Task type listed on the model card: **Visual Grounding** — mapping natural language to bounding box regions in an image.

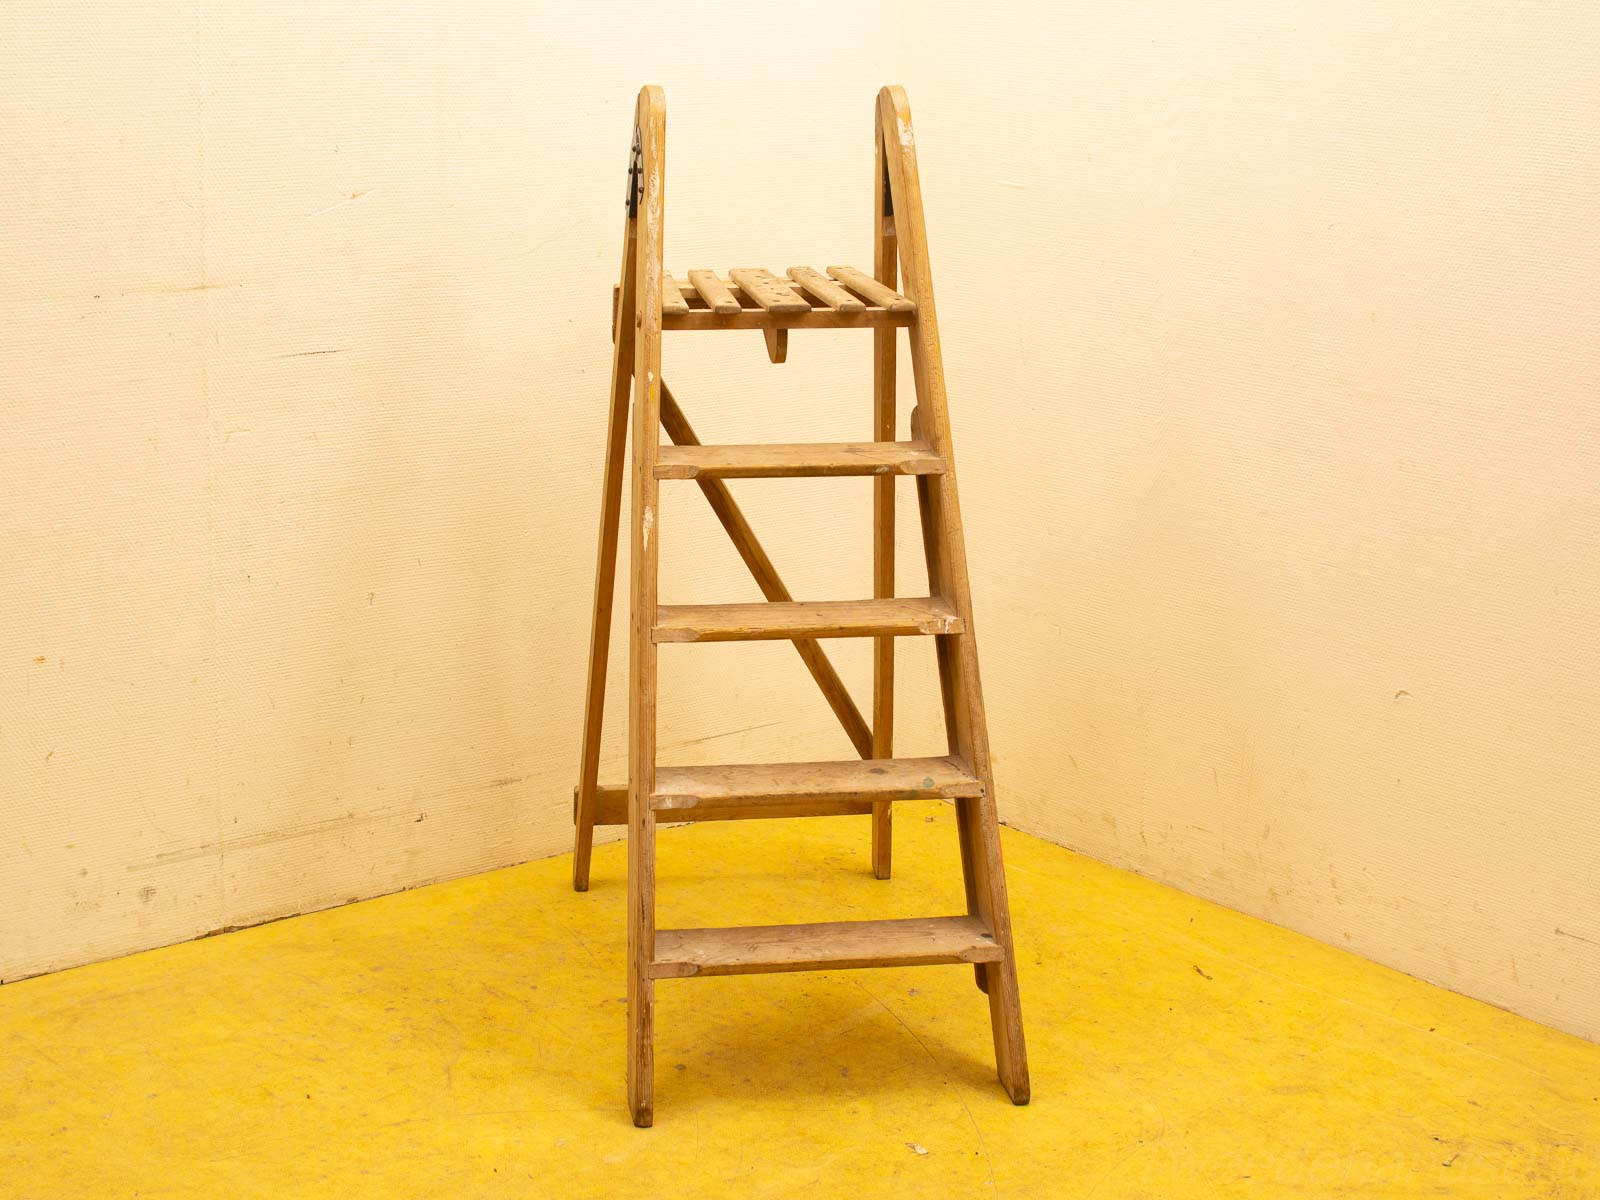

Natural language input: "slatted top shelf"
[659,265,916,329]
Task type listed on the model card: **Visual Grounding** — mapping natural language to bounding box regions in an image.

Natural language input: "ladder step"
[652,916,1003,978]
[585,790,864,825]
[654,755,981,813]
[587,785,873,826]
[653,597,963,643]
[582,755,980,825]
[655,440,946,480]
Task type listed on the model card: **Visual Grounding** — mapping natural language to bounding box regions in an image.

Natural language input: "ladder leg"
[870,123,898,880]
[916,421,1023,1094]
[964,797,1025,1096]
[572,212,638,892]
[626,85,667,1128]
[882,86,1029,1104]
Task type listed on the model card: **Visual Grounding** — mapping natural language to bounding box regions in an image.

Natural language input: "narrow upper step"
[652,597,963,643]
[655,441,946,480]
[652,755,982,815]
[652,915,1003,978]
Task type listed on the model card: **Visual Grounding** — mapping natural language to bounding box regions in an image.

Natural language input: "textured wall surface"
[0,2,913,981]
[3,3,1596,1041]
[895,4,1600,1041]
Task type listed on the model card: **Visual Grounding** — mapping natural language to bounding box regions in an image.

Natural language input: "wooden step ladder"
[571,85,1029,1126]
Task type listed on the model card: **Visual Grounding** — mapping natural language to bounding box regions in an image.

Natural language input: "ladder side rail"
[870,119,898,879]
[876,85,1030,1104]
[910,407,982,962]
[627,84,667,1129]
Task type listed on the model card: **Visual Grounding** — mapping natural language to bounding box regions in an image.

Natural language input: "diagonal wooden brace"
[658,381,871,757]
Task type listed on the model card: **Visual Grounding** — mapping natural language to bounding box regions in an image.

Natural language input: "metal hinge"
[625,127,643,218]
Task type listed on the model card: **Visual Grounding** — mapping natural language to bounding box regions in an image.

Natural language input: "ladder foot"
[871,801,892,879]
[573,785,597,891]
[572,836,593,891]
[628,1013,654,1126]
[979,957,1031,1105]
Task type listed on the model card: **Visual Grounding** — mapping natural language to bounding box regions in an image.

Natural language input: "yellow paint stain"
[0,804,1594,1197]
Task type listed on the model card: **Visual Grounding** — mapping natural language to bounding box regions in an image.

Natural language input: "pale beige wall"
[895,4,1600,1041]
[0,1,909,980]
[3,4,1596,1042]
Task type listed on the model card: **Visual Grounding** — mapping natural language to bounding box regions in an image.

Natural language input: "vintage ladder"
[572,85,1029,1126]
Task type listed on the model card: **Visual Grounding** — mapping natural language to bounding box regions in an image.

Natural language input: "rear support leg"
[572,225,637,892]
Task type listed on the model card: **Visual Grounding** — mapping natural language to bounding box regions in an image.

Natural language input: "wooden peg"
[762,327,788,363]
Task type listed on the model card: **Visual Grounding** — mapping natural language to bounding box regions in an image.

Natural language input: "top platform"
[660,265,916,329]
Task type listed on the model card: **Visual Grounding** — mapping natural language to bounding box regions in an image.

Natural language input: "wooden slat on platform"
[662,276,690,315]
[728,268,810,314]
[787,266,865,312]
[827,264,915,312]
[686,269,741,314]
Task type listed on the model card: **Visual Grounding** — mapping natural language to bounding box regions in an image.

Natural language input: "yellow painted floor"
[2,804,1596,1198]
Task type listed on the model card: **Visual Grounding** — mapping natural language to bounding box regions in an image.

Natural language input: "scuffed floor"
[1,802,1595,1197]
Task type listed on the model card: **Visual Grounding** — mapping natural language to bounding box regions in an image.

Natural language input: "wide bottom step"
[651,915,1002,978]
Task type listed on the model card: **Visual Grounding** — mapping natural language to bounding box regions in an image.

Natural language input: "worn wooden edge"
[684,268,742,314]
[827,264,916,312]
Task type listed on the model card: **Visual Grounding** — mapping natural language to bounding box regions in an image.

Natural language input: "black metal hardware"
[625,127,643,217]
